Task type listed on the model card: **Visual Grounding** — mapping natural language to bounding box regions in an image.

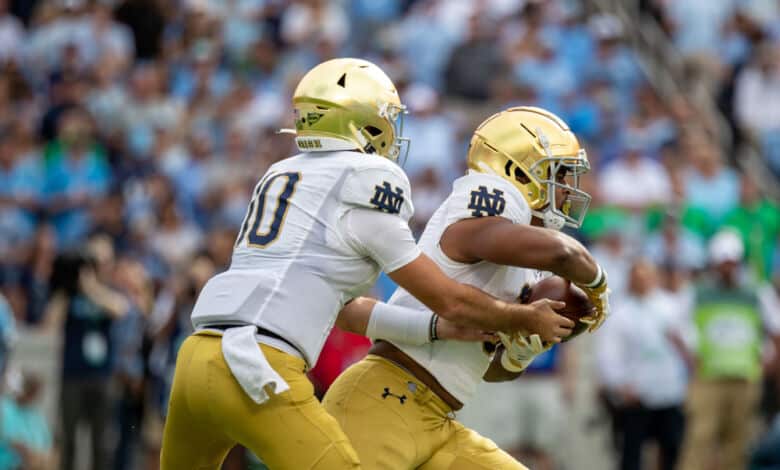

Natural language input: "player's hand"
[497,332,551,372]
[575,270,610,333]
[523,298,574,344]
[436,317,498,342]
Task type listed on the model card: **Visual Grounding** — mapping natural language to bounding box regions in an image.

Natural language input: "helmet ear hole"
[514,167,530,184]
[364,125,383,137]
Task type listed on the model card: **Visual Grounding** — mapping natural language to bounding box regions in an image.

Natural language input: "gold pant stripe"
[323,355,528,470]
[160,332,361,470]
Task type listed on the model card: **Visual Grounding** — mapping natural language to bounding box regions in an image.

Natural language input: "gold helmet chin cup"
[467,106,592,229]
[291,58,410,164]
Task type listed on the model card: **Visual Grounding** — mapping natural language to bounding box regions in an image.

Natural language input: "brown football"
[525,276,594,342]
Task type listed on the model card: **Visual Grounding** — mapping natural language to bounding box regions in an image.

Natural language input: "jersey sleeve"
[341,208,421,273]
[443,172,532,227]
[340,161,414,223]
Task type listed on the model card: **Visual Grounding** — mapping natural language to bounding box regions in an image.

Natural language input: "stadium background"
[0,0,779,469]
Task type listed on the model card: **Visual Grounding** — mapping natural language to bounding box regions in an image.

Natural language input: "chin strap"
[532,209,565,231]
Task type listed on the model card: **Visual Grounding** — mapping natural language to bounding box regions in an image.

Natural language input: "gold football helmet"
[290,58,409,163]
[467,107,591,229]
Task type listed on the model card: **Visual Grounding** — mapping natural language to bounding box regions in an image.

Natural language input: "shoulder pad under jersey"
[340,158,414,222]
[444,172,531,227]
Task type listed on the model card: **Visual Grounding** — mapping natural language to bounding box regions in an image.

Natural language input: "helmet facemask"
[529,150,591,230]
[375,101,410,165]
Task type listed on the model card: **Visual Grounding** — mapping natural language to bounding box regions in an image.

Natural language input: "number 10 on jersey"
[237,172,301,248]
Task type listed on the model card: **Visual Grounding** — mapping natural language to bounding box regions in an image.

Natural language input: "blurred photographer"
[112,257,152,470]
[44,233,129,470]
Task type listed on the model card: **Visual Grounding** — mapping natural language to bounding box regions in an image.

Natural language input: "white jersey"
[192,151,417,367]
[387,171,540,404]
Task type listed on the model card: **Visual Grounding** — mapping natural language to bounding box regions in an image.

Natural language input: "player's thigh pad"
[160,334,235,470]
[162,333,361,470]
[323,355,439,470]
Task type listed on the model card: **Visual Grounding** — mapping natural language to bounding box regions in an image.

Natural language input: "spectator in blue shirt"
[396,0,459,90]
[585,14,643,107]
[43,108,110,250]
[0,130,43,283]
[683,133,741,226]
[0,373,53,470]
[513,39,576,106]
[169,40,233,103]
[401,83,458,181]
[0,293,15,378]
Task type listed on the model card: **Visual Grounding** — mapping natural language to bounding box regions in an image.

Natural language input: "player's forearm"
[547,235,600,286]
[446,283,534,332]
[388,254,545,333]
[504,229,599,285]
[455,220,599,285]
[336,297,434,346]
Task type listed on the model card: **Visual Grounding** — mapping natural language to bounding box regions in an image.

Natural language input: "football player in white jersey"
[322,107,610,469]
[159,60,576,470]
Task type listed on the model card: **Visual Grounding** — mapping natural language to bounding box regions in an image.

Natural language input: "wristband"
[429,314,439,342]
[584,265,605,288]
[366,302,433,346]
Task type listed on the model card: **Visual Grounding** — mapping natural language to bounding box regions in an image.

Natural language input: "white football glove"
[497,332,551,372]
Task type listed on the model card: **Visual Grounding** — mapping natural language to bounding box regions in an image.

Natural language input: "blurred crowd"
[642,0,780,177]
[0,0,777,469]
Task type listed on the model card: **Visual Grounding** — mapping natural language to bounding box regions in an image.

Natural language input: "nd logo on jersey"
[468,186,506,217]
[370,181,404,214]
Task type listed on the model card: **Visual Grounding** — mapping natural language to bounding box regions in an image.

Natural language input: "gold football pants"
[323,354,528,470]
[160,331,361,470]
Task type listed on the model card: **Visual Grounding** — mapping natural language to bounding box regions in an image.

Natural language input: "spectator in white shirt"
[590,227,632,300]
[280,0,349,48]
[734,42,780,137]
[595,257,689,470]
[599,140,673,210]
[0,0,24,64]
